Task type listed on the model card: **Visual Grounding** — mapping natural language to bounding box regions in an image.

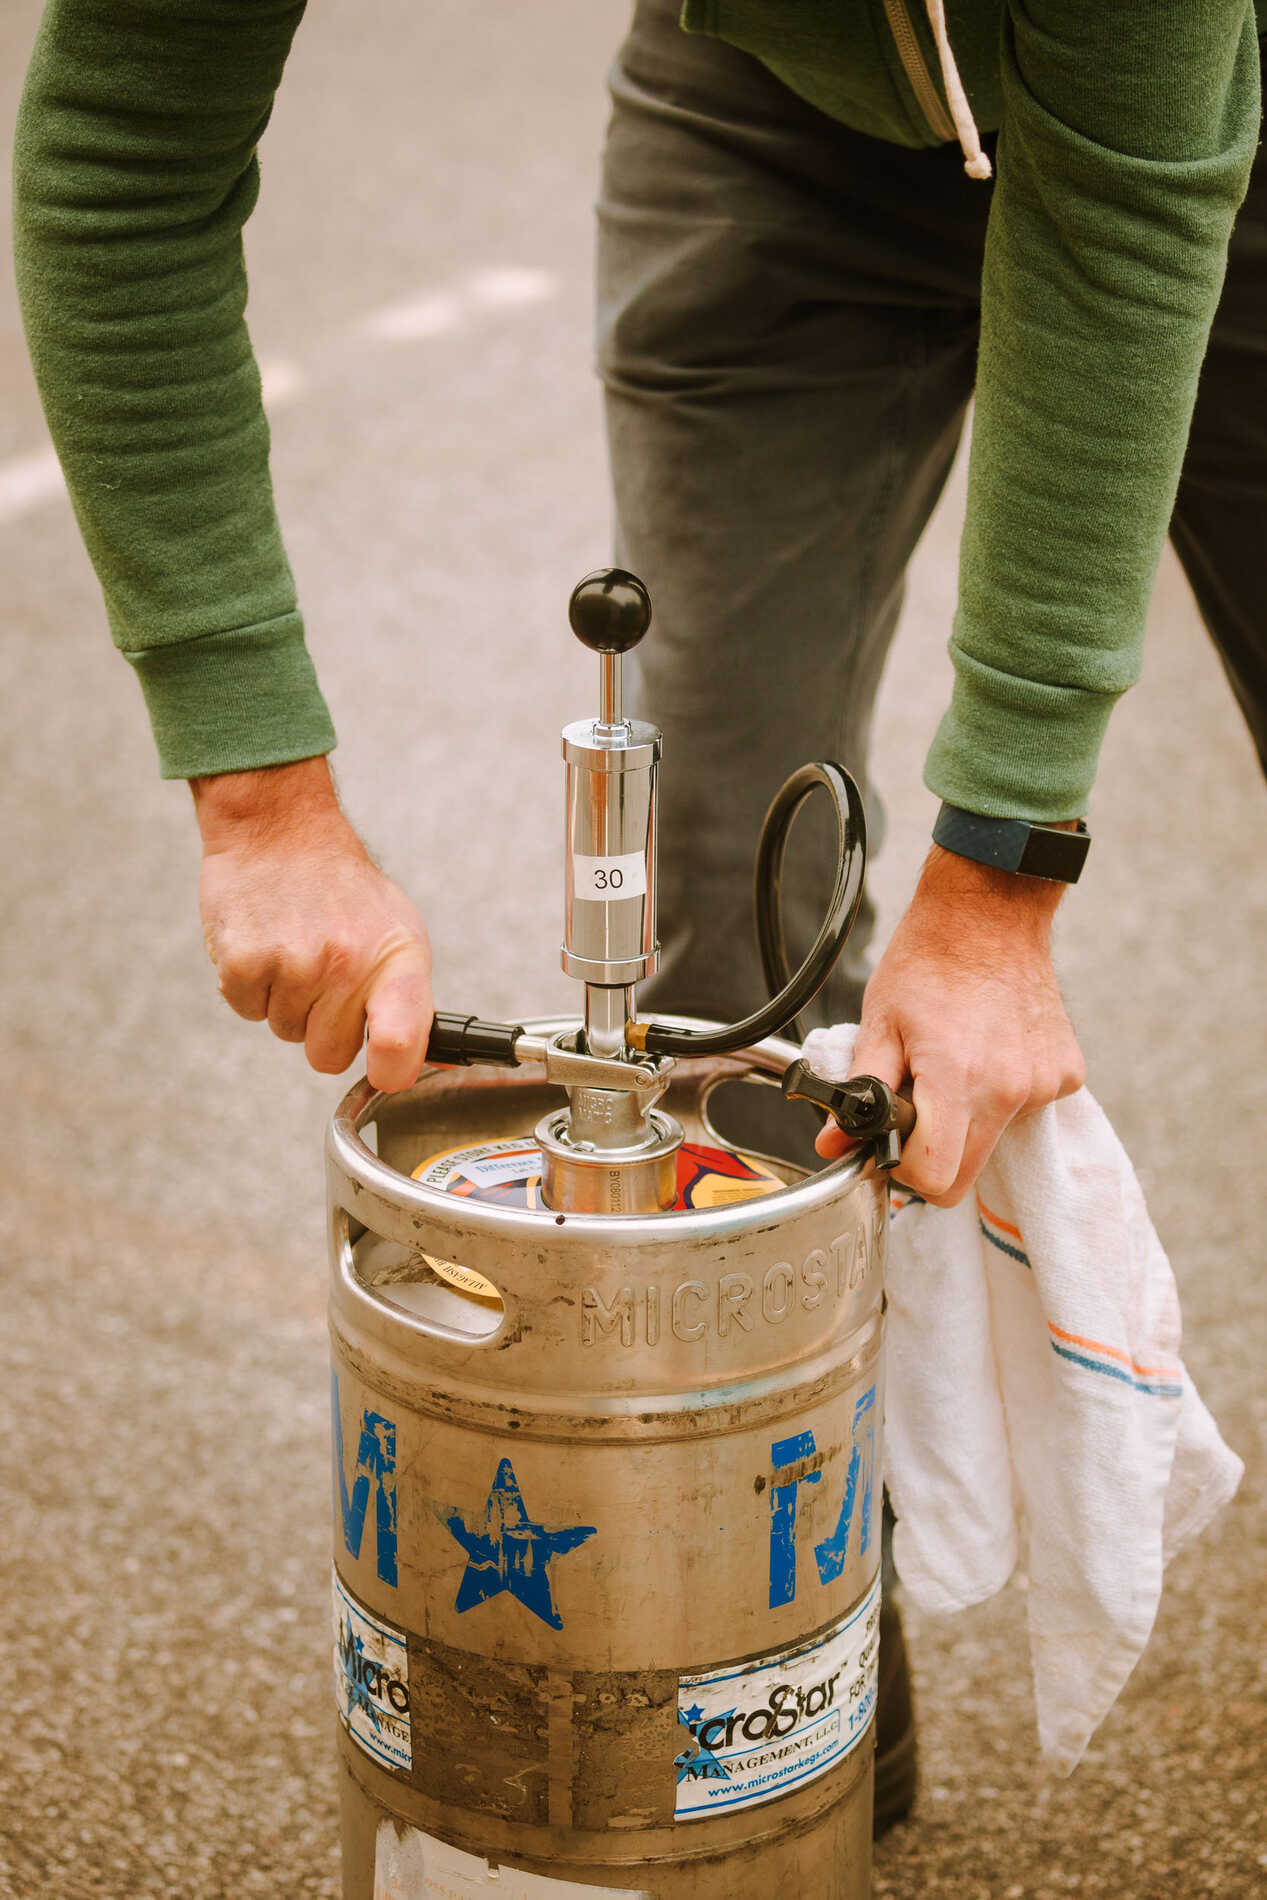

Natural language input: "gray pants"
[597,0,1267,1030]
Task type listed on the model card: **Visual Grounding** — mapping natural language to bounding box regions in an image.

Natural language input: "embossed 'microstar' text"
[579,1228,881,1348]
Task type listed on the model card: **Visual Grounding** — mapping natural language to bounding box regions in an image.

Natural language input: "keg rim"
[328,1015,874,1252]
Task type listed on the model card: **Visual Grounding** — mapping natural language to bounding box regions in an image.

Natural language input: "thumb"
[365,951,434,1093]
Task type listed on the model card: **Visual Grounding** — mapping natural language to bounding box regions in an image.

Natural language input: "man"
[594,0,1264,1186]
[15,0,1263,1205]
[13,0,1265,1837]
[15,0,1263,1213]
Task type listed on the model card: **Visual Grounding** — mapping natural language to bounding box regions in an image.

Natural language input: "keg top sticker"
[414,1137,547,1203]
[673,1572,880,1821]
[333,1569,412,1774]
[415,1136,781,1214]
[674,1142,784,1209]
[413,1137,782,1303]
[412,1140,543,1301]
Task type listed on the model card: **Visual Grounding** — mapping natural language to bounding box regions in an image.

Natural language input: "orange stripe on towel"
[1047,1320,1179,1382]
[976,1196,1024,1243]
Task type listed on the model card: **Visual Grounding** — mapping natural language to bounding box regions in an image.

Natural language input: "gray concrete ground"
[1,3,1264,1895]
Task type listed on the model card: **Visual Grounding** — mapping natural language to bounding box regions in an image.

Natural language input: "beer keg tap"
[420,568,911,1211]
[422,571,682,1212]
[530,570,684,1212]
[559,569,659,1064]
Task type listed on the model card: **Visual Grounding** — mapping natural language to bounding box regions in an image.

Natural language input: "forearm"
[926,0,1261,819]
[14,0,334,778]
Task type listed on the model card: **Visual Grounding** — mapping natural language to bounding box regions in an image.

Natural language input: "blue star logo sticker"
[446,1458,597,1630]
[336,1621,384,1733]
[675,1707,732,1785]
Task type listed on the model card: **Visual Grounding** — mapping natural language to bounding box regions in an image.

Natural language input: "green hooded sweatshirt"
[12,0,1263,819]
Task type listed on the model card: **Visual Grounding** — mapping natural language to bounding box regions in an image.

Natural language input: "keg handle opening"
[332,1201,511,1347]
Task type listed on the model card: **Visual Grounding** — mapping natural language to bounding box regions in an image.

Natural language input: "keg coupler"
[422,568,913,1212]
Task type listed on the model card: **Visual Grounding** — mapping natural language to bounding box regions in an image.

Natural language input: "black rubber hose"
[635,760,867,1059]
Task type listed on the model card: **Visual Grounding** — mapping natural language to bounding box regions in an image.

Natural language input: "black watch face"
[1016,825,1089,882]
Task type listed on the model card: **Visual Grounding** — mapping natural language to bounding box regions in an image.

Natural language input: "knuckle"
[1030,1050,1086,1108]
[1062,1050,1088,1095]
[371,1025,414,1058]
[989,1064,1031,1118]
[932,1053,973,1098]
[216,938,273,988]
[322,938,361,986]
[284,951,323,996]
[1025,1068,1061,1110]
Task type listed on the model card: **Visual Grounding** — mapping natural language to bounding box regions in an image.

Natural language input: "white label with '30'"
[573,853,646,900]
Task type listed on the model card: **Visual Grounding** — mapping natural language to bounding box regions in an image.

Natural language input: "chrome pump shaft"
[560,570,660,1060]
[535,569,683,1213]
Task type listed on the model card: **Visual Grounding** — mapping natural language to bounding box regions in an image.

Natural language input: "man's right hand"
[190,757,434,1091]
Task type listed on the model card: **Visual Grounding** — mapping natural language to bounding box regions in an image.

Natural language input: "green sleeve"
[13,0,336,779]
[925,0,1261,820]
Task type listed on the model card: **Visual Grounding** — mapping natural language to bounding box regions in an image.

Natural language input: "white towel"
[802,1024,1243,1772]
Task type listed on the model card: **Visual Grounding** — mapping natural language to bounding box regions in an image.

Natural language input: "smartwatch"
[932,803,1090,883]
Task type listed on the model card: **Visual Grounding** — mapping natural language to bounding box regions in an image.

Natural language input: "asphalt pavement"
[0,2,1263,1896]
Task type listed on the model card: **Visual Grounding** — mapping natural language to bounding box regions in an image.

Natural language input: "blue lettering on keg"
[811,1387,876,1587]
[768,1430,821,1608]
[767,1387,876,1607]
[331,1371,398,1587]
[446,1458,597,1631]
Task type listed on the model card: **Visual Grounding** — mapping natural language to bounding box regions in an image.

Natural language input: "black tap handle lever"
[425,1012,525,1068]
[781,1059,916,1171]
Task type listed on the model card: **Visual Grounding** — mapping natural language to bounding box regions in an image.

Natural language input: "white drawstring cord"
[925,0,993,180]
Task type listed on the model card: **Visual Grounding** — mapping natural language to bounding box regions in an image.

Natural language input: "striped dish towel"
[802,1025,1243,1773]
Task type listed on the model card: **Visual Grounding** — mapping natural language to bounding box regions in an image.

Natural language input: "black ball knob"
[568,568,652,654]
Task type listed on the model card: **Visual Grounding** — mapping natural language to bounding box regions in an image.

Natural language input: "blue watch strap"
[932,804,1090,883]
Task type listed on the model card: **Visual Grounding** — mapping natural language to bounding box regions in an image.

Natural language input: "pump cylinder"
[561,720,660,989]
[327,1023,885,1900]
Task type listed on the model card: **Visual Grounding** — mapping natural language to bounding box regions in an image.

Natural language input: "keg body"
[328,1025,886,1900]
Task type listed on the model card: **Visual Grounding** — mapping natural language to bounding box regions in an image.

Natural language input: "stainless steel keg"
[325,571,902,1898]
[328,1025,886,1900]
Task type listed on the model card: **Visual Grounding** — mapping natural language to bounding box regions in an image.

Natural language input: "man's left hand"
[815,844,1086,1206]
